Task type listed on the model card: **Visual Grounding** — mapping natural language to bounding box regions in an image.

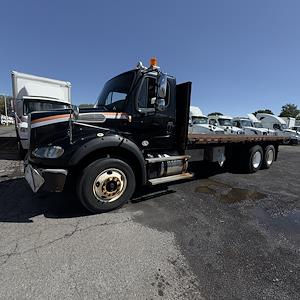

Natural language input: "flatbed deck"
[188,134,286,145]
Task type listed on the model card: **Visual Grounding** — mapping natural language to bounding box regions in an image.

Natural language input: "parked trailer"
[24,59,286,213]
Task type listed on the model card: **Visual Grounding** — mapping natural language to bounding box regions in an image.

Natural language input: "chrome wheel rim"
[266,149,274,165]
[252,151,262,169]
[93,168,127,202]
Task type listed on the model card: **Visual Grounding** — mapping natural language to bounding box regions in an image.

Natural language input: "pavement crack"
[0,241,18,267]
[0,217,132,264]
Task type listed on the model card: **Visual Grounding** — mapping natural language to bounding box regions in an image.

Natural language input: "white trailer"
[189,106,224,134]
[11,71,72,155]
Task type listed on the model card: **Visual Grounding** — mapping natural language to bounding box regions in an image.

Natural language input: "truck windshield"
[96,72,134,112]
[240,120,253,127]
[24,100,70,115]
[192,116,208,125]
[219,119,232,126]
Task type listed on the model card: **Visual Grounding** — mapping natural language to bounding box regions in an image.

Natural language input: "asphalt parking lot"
[0,125,299,299]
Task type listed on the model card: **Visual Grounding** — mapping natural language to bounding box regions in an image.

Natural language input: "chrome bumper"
[25,164,68,193]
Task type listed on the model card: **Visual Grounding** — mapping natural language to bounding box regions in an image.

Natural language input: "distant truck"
[247,113,275,135]
[11,71,72,156]
[281,117,295,129]
[256,113,300,144]
[0,115,14,125]
[232,116,269,135]
[189,106,224,134]
[208,115,244,134]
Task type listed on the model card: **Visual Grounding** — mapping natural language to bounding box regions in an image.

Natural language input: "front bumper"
[25,164,68,193]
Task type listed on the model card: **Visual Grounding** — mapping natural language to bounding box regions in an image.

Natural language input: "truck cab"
[189,106,224,134]
[232,117,269,135]
[208,115,244,135]
[256,113,300,144]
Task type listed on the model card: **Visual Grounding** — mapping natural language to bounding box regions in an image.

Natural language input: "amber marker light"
[149,57,158,67]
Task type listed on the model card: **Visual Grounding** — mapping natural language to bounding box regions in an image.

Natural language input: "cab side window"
[233,121,240,128]
[137,76,169,110]
[209,119,217,126]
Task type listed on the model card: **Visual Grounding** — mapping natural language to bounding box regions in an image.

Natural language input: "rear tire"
[243,145,263,173]
[77,158,136,213]
[262,145,275,169]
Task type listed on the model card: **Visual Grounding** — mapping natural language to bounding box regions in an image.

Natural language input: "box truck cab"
[208,115,244,134]
[12,71,71,155]
[189,106,224,134]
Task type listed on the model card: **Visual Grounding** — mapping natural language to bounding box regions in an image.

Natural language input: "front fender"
[69,134,147,184]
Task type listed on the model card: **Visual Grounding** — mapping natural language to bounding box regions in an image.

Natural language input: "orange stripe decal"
[31,114,70,124]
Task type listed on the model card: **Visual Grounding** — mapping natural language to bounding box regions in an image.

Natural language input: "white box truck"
[11,71,72,156]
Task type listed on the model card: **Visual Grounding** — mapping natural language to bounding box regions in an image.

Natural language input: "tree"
[279,103,300,118]
[78,103,94,108]
[253,109,274,116]
[208,112,223,116]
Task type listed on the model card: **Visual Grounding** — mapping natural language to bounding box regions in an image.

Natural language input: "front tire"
[77,158,136,213]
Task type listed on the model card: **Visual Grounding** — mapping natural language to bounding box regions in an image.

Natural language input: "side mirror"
[157,73,167,98]
[155,98,166,111]
[72,105,80,119]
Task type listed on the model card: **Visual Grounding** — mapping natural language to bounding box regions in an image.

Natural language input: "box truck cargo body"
[11,71,71,154]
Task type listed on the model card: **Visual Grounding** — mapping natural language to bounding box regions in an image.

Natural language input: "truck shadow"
[0,137,21,160]
[0,162,234,223]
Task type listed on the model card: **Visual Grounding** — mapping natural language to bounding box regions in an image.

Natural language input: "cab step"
[148,172,194,185]
[146,155,190,164]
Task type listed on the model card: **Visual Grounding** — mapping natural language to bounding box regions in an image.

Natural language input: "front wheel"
[77,158,136,213]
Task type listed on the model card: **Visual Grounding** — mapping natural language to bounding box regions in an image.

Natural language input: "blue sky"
[1,0,300,116]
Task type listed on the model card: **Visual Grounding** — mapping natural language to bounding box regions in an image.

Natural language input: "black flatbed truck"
[24,59,286,213]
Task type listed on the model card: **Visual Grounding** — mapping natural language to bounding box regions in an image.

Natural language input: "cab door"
[130,75,176,150]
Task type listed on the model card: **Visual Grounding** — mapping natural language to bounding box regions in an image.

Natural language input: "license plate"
[24,165,45,193]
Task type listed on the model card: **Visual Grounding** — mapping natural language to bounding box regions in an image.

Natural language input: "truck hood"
[221,126,244,134]
[28,108,131,151]
[192,124,224,133]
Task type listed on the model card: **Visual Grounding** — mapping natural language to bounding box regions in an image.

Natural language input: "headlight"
[32,146,64,159]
